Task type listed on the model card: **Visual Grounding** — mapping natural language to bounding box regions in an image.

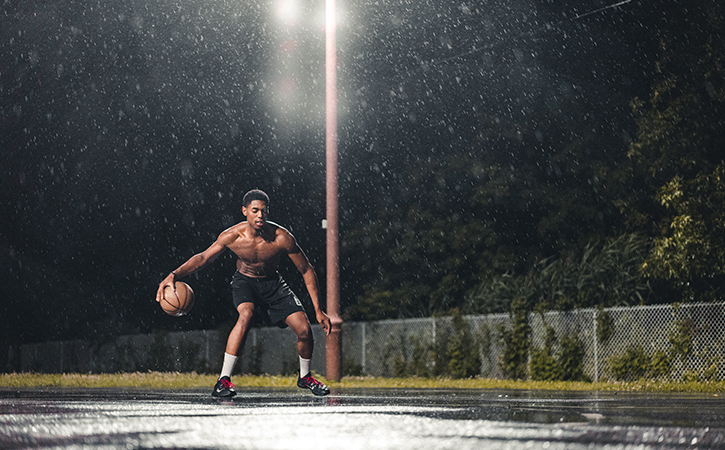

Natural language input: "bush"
[530,325,589,382]
[388,310,482,379]
[609,345,650,381]
[389,335,434,378]
[464,233,651,314]
[649,350,671,378]
[249,341,264,376]
[608,345,674,381]
[446,310,481,379]
[499,297,530,380]
[530,326,560,381]
[149,331,175,372]
[596,306,614,343]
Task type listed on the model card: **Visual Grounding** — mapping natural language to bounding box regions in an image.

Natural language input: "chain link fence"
[7,303,725,382]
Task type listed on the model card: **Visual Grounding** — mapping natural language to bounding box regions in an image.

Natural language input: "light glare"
[275,0,299,25]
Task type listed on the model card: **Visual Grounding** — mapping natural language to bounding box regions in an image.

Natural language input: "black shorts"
[230,271,305,328]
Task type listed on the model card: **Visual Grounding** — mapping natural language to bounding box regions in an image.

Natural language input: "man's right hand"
[156,273,176,303]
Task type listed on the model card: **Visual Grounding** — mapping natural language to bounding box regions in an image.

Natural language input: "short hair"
[242,189,270,208]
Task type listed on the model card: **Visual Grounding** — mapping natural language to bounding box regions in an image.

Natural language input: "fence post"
[361,322,366,374]
[204,330,210,367]
[593,309,599,383]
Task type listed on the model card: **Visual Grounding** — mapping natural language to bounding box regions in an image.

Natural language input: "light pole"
[325,0,342,381]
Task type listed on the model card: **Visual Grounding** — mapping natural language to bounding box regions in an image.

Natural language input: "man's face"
[243,200,269,230]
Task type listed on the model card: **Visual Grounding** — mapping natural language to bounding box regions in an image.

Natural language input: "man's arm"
[284,233,331,335]
[155,231,231,303]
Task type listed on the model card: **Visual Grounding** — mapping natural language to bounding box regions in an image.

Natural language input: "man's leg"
[286,311,330,396]
[212,303,255,398]
[285,311,314,361]
[226,302,256,356]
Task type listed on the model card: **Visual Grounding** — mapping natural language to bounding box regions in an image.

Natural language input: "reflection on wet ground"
[1,387,724,449]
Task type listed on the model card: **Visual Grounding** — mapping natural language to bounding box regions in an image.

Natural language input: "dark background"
[1,0,711,344]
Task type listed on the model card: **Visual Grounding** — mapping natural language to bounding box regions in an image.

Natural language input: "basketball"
[160,281,195,316]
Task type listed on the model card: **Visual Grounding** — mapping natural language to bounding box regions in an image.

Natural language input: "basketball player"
[156,189,332,397]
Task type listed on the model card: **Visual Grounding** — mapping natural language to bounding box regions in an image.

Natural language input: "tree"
[624,0,725,301]
[341,76,637,320]
[463,233,652,314]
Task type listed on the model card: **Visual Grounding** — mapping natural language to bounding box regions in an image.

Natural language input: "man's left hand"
[317,310,332,336]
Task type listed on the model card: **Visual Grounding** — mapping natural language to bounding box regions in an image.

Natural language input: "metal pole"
[361,322,366,374]
[325,0,343,381]
[593,309,599,383]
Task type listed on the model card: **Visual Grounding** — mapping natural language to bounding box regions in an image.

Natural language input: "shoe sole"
[298,383,330,396]
[212,391,237,398]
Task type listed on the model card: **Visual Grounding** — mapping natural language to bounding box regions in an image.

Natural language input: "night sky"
[2,0,678,344]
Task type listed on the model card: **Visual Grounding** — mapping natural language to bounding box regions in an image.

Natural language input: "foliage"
[177,339,202,373]
[342,75,634,321]
[148,331,175,372]
[665,310,721,382]
[530,326,559,381]
[702,357,720,382]
[281,350,301,377]
[477,323,493,378]
[649,350,672,379]
[339,1,725,324]
[669,317,695,358]
[249,341,264,376]
[409,339,433,378]
[622,0,725,301]
[607,320,688,382]
[596,305,615,343]
[343,358,364,377]
[388,309,481,379]
[4,371,725,392]
[445,310,482,379]
[388,334,434,378]
[558,334,588,382]
[530,323,588,382]
[465,233,651,315]
[608,345,655,381]
[431,324,450,378]
[498,297,530,380]
[605,305,725,383]
[2,0,722,349]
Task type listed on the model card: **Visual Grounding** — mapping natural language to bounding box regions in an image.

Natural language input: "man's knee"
[235,304,255,324]
[297,326,313,344]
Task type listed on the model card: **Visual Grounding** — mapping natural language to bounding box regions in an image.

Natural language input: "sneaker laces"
[301,374,316,385]
[219,378,235,389]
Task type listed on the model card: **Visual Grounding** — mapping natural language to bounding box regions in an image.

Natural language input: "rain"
[4,0,725,447]
[2,0,722,366]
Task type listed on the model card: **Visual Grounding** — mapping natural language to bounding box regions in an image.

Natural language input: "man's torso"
[226,222,287,277]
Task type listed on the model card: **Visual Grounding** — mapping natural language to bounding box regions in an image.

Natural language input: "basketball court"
[2,387,724,448]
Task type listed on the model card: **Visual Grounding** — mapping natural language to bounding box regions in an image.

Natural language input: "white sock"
[299,357,311,378]
[220,353,238,379]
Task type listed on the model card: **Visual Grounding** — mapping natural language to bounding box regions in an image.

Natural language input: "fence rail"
[5,302,725,382]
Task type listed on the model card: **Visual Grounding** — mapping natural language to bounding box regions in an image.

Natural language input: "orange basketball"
[160,281,195,316]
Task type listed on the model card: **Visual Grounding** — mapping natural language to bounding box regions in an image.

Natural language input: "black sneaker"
[297,373,330,396]
[212,376,236,398]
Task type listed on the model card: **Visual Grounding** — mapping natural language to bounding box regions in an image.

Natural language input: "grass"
[1,372,724,393]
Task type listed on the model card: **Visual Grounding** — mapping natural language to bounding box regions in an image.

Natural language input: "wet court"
[2,387,725,449]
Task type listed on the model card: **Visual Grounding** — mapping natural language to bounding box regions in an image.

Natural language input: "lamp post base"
[325,317,343,381]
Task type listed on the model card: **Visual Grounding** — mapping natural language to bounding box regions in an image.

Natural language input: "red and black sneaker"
[212,376,236,398]
[297,373,330,396]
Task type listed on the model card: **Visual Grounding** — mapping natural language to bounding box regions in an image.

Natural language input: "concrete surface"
[1,387,724,449]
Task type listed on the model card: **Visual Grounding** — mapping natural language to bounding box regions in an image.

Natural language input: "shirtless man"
[156,189,332,397]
